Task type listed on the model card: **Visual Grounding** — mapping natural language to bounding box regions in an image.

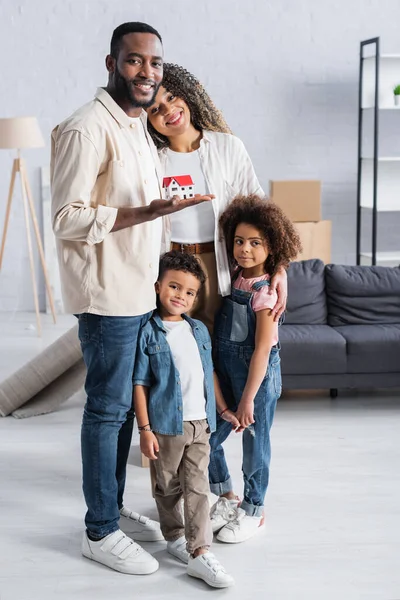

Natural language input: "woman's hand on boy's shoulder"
[139,431,159,460]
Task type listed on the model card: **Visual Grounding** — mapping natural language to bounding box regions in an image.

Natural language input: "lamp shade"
[0,117,44,150]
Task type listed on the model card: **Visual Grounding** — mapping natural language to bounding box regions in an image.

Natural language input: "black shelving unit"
[356,37,380,266]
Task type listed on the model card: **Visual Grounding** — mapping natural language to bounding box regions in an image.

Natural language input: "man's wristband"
[219,408,229,417]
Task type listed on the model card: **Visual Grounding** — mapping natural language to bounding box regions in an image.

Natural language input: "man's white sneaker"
[187,552,234,588]
[216,508,265,543]
[82,529,159,574]
[210,497,240,533]
[167,536,189,564]
[119,507,164,542]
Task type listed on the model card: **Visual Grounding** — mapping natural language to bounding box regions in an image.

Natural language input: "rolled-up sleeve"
[133,329,152,388]
[51,128,117,245]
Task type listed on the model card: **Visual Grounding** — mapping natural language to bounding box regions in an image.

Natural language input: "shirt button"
[178,406,182,411]
[144,179,148,184]
[130,123,136,129]
[149,263,153,269]
[138,150,142,156]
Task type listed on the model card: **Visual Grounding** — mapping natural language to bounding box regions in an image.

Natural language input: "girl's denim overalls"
[208,278,282,517]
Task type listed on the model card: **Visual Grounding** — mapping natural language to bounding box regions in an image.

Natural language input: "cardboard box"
[270,180,321,222]
[294,220,332,264]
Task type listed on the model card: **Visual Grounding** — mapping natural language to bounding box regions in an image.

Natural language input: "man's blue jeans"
[77,312,151,539]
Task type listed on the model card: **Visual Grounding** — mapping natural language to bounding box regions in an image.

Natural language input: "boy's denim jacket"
[133,312,216,435]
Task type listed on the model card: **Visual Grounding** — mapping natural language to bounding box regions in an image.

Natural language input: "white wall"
[0,0,399,311]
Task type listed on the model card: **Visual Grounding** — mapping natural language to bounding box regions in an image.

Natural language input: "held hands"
[140,431,159,460]
[220,408,242,432]
[149,194,215,219]
[236,400,255,430]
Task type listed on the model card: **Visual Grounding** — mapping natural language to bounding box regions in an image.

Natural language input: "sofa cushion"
[279,325,347,375]
[325,264,400,326]
[286,259,327,324]
[335,324,400,373]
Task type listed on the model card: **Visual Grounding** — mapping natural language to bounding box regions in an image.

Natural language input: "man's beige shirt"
[51,88,163,316]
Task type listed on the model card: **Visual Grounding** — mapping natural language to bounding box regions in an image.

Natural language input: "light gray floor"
[0,316,399,600]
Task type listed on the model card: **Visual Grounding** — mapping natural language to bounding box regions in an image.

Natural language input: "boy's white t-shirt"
[164,149,215,243]
[162,319,207,421]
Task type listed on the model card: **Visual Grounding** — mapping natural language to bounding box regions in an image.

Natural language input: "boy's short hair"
[158,251,206,288]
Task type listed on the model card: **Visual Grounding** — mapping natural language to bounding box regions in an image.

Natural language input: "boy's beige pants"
[151,419,213,554]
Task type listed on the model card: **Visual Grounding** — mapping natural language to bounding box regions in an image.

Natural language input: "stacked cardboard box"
[269,180,331,264]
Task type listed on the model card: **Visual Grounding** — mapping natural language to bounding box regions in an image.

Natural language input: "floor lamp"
[0,117,57,336]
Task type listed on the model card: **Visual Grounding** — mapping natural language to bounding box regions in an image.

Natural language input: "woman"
[147,63,287,331]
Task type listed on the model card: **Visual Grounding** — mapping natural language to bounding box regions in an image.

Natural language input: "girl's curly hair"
[147,63,232,149]
[219,195,303,276]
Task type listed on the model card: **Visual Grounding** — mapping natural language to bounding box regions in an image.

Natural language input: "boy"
[133,251,234,589]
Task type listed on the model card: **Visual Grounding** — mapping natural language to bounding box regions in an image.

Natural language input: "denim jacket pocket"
[147,343,171,369]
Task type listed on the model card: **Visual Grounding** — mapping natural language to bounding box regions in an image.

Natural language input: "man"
[50,22,213,575]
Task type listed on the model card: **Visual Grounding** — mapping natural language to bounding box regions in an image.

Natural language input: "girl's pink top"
[233,272,279,345]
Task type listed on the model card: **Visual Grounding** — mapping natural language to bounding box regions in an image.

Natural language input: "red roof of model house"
[163,175,194,187]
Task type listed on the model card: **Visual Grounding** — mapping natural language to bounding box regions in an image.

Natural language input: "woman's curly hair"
[147,63,231,148]
[219,195,303,276]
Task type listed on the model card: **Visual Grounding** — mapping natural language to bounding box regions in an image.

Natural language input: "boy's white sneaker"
[216,508,265,543]
[187,552,234,588]
[119,507,164,542]
[167,536,189,564]
[82,529,159,574]
[210,497,240,533]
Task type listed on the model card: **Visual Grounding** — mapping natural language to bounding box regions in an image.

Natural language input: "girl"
[146,63,288,333]
[208,194,302,543]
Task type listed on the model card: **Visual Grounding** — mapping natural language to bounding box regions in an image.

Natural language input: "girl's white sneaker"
[167,536,189,564]
[187,552,234,588]
[210,497,240,533]
[119,507,164,542]
[216,508,265,543]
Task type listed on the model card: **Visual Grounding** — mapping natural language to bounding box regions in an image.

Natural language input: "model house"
[163,175,195,199]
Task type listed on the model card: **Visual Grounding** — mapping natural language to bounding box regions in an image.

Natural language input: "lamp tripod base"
[0,156,57,336]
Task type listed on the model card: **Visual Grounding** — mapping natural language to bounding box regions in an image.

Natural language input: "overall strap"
[251,279,271,292]
[251,278,285,326]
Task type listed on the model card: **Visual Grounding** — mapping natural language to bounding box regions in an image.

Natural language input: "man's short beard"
[115,67,160,109]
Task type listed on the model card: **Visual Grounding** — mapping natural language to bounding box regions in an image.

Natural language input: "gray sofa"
[280,259,400,396]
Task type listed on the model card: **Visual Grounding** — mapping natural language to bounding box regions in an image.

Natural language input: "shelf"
[360,252,400,266]
[357,39,400,266]
[363,54,400,60]
[362,55,400,109]
[362,106,400,111]
[362,157,400,162]
[360,159,400,210]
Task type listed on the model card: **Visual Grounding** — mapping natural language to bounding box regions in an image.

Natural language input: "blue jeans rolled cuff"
[209,476,233,497]
[240,499,264,518]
